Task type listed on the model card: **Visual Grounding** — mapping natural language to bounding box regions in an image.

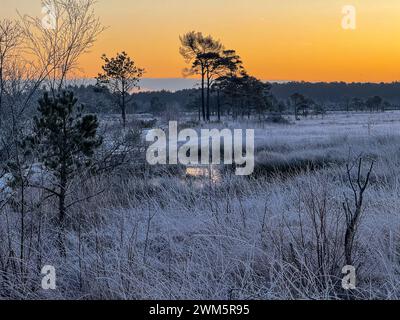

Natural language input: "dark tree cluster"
[180,31,244,122]
[214,73,277,121]
[272,81,400,105]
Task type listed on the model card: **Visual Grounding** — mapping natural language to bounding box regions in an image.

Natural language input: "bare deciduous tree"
[0,0,106,266]
[0,19,22,125]
[343,157,374,266]
[20,0,105,94]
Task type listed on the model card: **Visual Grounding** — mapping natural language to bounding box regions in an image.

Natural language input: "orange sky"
[2,0,400,82]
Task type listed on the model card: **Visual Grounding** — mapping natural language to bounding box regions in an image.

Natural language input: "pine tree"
[29,91,102,248]
[96,52,144,128]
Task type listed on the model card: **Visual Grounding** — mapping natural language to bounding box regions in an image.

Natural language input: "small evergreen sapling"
[29,91,102,238]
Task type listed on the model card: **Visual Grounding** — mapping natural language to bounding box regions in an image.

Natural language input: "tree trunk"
[20,175,25,274]
[198,103,201,122]
[58,163,67,257]
[122,107,127,129]
[345,200,362,266]
[201,69,206,121]
[217,90,221,122]
[0,64,3,126]
[206,76,210,121]
[122,91,127,129]
[59,183,66,227]
[344,224,355,266]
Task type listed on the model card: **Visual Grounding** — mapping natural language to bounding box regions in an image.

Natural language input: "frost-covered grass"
[1,111,400,300]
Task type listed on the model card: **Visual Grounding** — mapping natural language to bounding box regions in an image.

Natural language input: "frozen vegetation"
[1,111,400,299]
[2,0,400,301]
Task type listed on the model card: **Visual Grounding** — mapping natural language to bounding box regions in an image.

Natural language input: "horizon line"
[70,77,400,84]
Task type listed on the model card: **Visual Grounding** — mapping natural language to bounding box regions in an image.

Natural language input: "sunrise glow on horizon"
[2,0,400,83]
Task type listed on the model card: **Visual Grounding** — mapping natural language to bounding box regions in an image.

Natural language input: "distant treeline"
[270,82,400,104]
[132,82,400,106]
[65,81,400,116]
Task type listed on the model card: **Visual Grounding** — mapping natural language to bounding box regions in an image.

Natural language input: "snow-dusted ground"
[192,111,400,150]
[2,111,400,300]
[162,111,400,171]
[250,111,400,169]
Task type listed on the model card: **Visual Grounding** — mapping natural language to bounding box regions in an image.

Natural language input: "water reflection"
[185,165,221,183]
